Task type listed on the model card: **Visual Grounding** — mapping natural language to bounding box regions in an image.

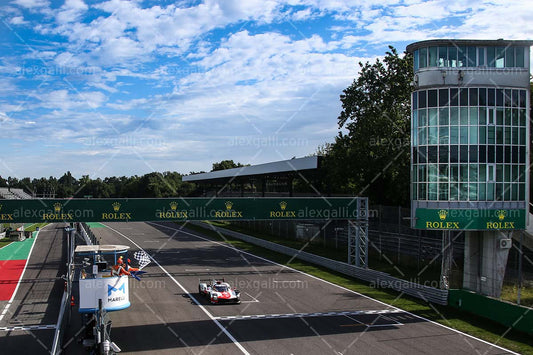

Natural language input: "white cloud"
[11,0,49,9]
[33,89,107,110]
[0,111,10,123]
[55,0,88,25]
[9,15,28,24]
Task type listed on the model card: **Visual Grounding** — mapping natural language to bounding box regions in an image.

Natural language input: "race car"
[198,278,240,304]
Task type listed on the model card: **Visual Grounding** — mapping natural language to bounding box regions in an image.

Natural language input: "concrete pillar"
[463,231,512,298]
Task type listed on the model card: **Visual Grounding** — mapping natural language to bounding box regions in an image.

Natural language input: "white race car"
[199,278,240,304]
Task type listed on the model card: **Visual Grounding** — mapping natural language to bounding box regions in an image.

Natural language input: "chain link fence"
[502,234,533,306]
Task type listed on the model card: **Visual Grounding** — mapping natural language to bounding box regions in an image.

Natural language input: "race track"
[63,222,516,355]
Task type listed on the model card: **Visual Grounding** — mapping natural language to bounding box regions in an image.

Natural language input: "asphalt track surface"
[63,221,517,355]
[0,224,67,354]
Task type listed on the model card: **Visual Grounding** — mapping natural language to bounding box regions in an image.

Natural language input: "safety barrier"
[191,222,449,305]
[78,222,98,245]
[449,289,532,334]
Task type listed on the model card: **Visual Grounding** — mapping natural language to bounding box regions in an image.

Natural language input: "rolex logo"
[112,202,121,212]
[225,201,233,210]
[496,210,506,221]
[438,209,448,221]
[54,203,62,212]
[280,201,287,210]
[170,201,178,211]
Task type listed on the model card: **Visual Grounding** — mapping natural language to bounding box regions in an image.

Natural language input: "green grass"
[178,221,533,355]
[501,283,533,308]
[24,223,48,232]
[0,223,48,249]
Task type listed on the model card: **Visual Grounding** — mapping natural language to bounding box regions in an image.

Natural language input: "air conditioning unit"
[499,238,512,249]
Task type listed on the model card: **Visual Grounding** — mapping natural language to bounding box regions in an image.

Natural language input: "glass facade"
[411,87,527,202]
[413,45,526,70]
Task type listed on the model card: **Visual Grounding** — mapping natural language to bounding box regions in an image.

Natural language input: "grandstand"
[0,187,33,199]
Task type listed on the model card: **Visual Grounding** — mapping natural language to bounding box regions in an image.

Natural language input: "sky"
[0,0,531,180]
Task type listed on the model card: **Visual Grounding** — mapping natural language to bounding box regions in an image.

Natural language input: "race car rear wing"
[199,278,225,284]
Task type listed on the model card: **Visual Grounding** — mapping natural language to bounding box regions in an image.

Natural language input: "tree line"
[0,172,196,198]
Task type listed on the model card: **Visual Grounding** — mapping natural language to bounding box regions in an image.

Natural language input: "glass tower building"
[406,39,532,230]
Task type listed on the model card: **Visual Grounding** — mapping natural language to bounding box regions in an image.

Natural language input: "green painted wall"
[449,289,532,334]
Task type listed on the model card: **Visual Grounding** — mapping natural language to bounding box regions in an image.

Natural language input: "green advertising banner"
[0,198,365,223]
[414,208,526,230]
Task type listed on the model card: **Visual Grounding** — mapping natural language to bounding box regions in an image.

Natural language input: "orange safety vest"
[111,264,130,276]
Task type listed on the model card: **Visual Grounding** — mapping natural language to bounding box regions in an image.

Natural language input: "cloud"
[11,0,49,9]
[33,89,107,110]
[55,0,88,25]
[9,15,28,24]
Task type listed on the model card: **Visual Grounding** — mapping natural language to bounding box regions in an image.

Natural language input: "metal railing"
[51,226,76,354]
[51,223,98,354]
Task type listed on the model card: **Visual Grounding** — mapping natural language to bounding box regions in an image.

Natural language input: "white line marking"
[0,228,42,322]
[214,309,398,321]
[103,224,250,355]
[272,280,304,283]
[149,222,520,355]
[0,324,56,331]
[185,268,210,272]
[381,315,404,326]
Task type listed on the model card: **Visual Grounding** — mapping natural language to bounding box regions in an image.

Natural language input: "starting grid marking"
[0,324,56,331]
[213,309,400,322]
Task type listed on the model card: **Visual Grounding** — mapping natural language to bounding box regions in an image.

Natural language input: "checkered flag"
[133,251,151,270]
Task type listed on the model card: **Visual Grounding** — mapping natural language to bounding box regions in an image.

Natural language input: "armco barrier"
[449,289,533,334]
[191,222,448,305]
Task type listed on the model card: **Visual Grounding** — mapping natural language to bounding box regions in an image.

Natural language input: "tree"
[211,160,246,171]
[323,46,413,206]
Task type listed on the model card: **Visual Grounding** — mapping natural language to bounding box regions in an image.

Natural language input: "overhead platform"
[183,156,321,197]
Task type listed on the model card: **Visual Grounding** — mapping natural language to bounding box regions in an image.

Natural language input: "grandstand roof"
[0,188,33,199]
[182,156,319,183]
